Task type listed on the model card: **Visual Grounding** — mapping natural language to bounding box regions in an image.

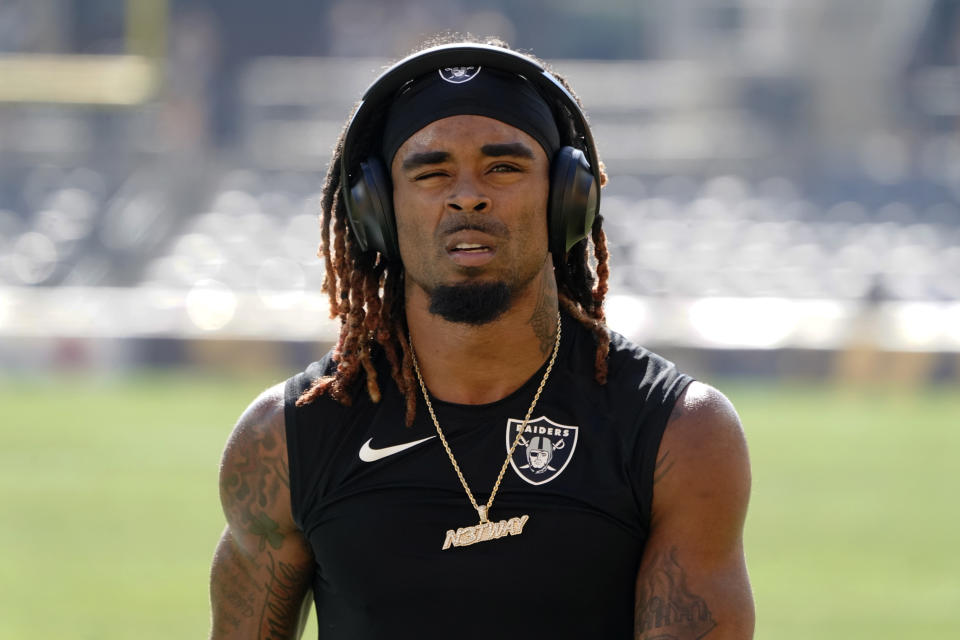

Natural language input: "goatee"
[428,282,511,325]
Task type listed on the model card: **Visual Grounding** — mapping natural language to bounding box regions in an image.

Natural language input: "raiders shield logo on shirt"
[506,416,579,486]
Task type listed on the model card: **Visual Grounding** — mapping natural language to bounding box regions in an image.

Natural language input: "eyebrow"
[481,142,535,159]
[401,151,450,171]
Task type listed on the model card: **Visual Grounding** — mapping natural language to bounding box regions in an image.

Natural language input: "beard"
[428,281,512,325]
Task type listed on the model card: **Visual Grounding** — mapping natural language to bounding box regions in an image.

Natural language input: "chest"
[300,389,648,631]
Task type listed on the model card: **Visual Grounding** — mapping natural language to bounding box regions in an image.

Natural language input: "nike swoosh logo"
[358,436,436,462]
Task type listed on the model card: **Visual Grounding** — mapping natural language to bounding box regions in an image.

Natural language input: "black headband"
[380,65,561,169]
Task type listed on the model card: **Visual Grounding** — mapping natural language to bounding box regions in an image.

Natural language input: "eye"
[414,171,447,181]
[490,163,521,173]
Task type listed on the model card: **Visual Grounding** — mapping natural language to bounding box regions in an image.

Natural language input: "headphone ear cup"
[549,147,599,256]
[344,158,399,259]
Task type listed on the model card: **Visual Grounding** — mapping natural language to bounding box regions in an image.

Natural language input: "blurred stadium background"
[1,1,958,638]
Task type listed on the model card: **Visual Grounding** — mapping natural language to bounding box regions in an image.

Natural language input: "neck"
[406,261,559,405]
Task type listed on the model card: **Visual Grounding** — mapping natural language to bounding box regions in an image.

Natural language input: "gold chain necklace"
[410,312,561,551]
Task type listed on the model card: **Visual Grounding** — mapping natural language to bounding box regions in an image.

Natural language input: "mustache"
[437,214,509,238]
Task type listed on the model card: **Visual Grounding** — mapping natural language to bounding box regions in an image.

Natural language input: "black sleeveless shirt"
[284,314,692,639]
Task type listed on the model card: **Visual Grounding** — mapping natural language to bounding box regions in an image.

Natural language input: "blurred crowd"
[1,0,959,355]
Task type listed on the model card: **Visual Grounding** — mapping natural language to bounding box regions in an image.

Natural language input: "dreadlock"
[296,35,611,424]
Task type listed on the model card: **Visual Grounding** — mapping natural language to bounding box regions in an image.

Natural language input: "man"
[210,37,754,640]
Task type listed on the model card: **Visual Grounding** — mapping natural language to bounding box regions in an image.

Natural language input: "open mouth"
[446,239,496,267]
[450,242,491,253]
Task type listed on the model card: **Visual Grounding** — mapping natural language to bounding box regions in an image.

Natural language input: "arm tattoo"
[529,268,558,357]
[653,450,675,485]
[221,421,289,549]
[259,553,312,639]
[210,535,265,636]
[635,547,717,640]
[216,572,257,619]
[656,394,687,486]
[251,512,285,551]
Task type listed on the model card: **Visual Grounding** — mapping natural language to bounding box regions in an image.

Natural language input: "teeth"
[455,243,485,250]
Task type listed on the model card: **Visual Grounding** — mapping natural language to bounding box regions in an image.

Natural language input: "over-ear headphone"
[340,43,601,260]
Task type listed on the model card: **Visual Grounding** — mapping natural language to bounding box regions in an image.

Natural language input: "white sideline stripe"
[1,286,959,352]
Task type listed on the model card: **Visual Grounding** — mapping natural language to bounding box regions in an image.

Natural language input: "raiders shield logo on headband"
[439,65,481,84]
[506,416,579,486]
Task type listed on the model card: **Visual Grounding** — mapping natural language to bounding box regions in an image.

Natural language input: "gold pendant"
[441,514,530,550]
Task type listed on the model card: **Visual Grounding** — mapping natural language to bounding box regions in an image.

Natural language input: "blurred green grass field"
[1,373,958,639]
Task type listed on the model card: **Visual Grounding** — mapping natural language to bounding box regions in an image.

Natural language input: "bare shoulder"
[662,381,747,463]
[653,381,751,532]
[667,381,744,442]
[219,382,297,544]
[222,382,286,465]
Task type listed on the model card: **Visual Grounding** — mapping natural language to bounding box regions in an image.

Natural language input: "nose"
[445,174,491,212]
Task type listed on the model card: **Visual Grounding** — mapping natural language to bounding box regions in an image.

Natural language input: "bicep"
[634,537,751,640]
[210,525,313,639]
[634,382,755,640]
[210,384,315,640]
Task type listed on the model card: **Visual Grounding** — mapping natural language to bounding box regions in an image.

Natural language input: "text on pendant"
[441,514,530,550]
